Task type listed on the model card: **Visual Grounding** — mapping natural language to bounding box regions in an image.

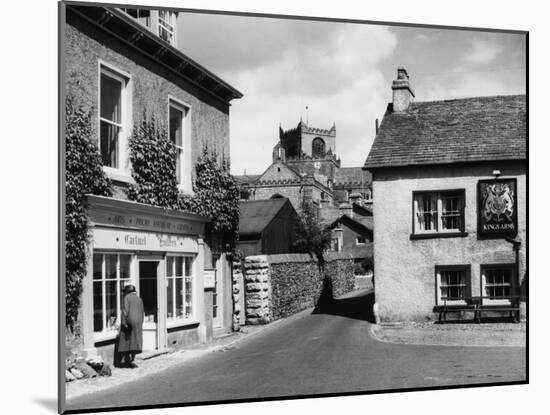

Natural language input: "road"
[66,289,526,411]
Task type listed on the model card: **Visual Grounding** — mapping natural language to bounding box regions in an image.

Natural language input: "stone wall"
[269,254,323,321]
[243,253,355,324]
[243,256,271,325]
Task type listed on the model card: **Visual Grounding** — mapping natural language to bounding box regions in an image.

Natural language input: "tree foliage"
[127,114,179,208]
[293,200,332,266]
[65,95,112,331]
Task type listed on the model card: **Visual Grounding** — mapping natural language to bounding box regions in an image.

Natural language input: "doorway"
[138,260,163,350]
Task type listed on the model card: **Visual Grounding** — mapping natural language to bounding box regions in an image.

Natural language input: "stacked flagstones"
[244,256,271,324]
[232,259,243,331]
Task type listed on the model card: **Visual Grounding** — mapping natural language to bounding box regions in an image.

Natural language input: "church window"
[312,137,325,157]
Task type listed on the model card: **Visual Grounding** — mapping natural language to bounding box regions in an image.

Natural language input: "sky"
[177,13,526,175]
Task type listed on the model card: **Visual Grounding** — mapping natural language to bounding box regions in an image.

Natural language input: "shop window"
[435,266,470,305]
[166,255,194,322]
[481,265,514,304]
[169,100,188,186]
[412,190,465,237]
[99,65,129,170]
[93,253,132,333]
[158,10,176,45]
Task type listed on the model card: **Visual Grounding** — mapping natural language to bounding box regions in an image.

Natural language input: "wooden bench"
[475,295,520,323]
[434,295,520,323]
[434,296,480,323]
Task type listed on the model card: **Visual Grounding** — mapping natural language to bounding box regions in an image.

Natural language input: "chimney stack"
[392,67,415,112]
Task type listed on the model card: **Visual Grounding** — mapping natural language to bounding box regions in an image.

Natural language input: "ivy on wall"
[128,113,240,252]
[127,114,179,208]
[65,95,112,331]
[178,147,240,252]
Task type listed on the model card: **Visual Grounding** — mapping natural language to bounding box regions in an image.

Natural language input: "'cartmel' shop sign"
[477,178,518,238]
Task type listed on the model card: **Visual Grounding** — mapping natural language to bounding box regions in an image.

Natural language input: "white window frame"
[158,10,176,45]
[92,252,136,342]
[481,265,515,305]
[356,236,366,245]
[435,266,470,305]
[413,190,465,235]
[98,61,133,183]
[165,254,196,328]
[120,8,152,28]
[168,96,192,193]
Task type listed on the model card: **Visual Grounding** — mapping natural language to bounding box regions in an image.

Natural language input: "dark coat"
[117,292,144,353]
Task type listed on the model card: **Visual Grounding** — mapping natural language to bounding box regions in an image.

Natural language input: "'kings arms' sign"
[477,178,518,238]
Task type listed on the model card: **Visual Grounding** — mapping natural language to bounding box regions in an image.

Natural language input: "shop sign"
[203,269,216,289]
[477,178,518,238]
[93,228,198,252]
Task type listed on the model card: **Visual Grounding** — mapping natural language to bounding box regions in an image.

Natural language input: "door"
[138,260,166,350]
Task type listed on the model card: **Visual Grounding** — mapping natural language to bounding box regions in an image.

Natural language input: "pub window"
[413,190,465,236]
[169,100,188,185]
[481,265,515,304]
[435,266,470,305]
[93,253,132,334]
[99,65,129,169]
[166,255,195,322]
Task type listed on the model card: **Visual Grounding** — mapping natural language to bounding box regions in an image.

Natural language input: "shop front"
[81,195,212,360]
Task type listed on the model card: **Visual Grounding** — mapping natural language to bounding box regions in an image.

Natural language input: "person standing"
[116,284,144,368]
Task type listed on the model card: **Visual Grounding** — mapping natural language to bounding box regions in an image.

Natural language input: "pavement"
[65,289,526,412]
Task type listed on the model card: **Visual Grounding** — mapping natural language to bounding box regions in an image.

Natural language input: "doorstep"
[137,348,174,361]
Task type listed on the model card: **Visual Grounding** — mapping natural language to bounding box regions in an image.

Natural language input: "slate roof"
[334,167,372,185]
[364,95,526,169]
[239,198,292,235]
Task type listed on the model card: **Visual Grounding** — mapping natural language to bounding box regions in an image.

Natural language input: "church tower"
[279,120,337,159]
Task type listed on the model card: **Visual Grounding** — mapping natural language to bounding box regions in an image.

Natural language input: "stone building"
[236,120,372,215]
[364,67,526,322]
[64,3,242,360]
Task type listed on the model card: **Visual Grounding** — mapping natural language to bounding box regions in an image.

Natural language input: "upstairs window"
[412,190,465,236]
[158,10,176,45]
[99,67,128,169]
[312,137,325,158]
[121,8,151,28]
[169,99,188,186]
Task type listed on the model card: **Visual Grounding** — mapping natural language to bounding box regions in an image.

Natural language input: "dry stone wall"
[242,253,355,324]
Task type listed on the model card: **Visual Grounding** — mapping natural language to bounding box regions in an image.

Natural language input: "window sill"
[177,185,194,197]
[167,319,199,329]
[410,232,468,240]
[103,167,136,185]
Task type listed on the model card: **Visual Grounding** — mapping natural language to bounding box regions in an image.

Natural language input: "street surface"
[67,289,526,411]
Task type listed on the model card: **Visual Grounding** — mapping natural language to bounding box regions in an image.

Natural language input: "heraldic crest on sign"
[478,178,518,237]
[482,182,514,222]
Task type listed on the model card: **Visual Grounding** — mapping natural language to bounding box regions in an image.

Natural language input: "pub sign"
[477,178,518,238]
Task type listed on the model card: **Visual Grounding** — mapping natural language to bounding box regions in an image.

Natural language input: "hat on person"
[123,284,136,294]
